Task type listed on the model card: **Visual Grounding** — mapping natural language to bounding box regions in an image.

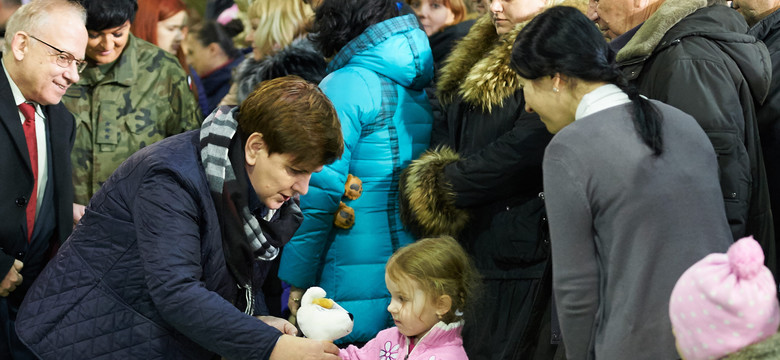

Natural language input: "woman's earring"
[552,87,559,93]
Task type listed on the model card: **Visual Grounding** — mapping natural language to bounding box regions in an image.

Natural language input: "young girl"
[670,236,780,359]
[339,236,479,359]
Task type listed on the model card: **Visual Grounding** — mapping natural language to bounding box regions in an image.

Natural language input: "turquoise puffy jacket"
[278,14,434,343]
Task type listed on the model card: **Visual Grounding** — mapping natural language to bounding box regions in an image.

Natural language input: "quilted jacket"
[278,14,434,344]
[15,130,283,360]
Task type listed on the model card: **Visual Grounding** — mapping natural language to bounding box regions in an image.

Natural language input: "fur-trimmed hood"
[235,38,327,104]
[436,0,588,113]
[615,0,708,62]
[616,0,770,102]
[435,13,523,113]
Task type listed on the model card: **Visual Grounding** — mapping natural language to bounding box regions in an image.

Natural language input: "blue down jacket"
[15,131,282,360]
[278,14,434,343]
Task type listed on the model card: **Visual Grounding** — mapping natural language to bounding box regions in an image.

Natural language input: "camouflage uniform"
[65,35,202,205]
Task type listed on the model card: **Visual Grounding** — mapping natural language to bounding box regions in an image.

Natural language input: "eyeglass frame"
[27,34,87,73]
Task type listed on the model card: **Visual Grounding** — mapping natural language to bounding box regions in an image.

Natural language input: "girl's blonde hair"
[247,0,313,56]
[386,236,480,324]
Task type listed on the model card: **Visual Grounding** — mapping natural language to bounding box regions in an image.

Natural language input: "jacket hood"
[326,14,433,91]
[235,38,327,104]
[436,0,588,112]
[749,6,780,45]
[617,0,771,103]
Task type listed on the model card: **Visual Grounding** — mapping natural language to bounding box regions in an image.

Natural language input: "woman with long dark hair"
[510,6,733,359]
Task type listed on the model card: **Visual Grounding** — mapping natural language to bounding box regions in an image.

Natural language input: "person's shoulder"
[321,66,380,96]
[750,9,780,50]
[133,37,187,75]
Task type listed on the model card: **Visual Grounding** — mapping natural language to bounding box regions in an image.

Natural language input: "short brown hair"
[386,235,480,324]
[237,75,343,169]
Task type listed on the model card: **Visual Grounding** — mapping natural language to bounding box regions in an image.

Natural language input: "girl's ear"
[435,294,453,319]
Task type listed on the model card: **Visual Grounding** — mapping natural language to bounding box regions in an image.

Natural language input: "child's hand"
[289,286,305,316]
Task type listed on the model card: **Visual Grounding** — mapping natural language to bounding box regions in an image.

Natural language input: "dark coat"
[405,13,551,281]
[400,13,565,360]
[15,131,285,360]
[0,60,75,309]
[199,56,242,117]
[429,19,475,72]
[615,0,775,270]
[749,7,780,275]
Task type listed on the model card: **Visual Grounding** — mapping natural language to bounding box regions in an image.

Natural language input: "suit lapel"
[0,60,33,174]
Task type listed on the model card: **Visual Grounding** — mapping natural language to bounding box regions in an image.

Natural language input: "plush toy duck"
[296,286,354,341]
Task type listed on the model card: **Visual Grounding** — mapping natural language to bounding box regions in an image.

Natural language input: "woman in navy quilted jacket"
[14,76,344,360]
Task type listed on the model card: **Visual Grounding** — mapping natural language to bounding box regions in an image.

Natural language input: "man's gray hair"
[4,0,86,52]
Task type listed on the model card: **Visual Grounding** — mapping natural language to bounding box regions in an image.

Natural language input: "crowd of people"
[0,0,778,359]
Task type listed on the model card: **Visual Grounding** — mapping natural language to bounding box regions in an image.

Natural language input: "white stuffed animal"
[296,286,354,341]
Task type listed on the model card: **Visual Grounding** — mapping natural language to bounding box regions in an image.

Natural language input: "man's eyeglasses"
[28,34,87,73]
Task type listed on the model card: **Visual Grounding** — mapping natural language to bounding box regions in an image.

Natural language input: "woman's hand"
[256,315,298,336]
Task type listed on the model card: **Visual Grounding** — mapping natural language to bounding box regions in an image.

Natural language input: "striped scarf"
[199,105,302,314]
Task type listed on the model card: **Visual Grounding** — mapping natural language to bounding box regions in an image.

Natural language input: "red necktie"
[19,102,37,242]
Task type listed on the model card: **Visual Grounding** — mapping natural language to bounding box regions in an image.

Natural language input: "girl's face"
[184,33,209,75]
[385,273,441,340]
[157,10,187,54]
[245,18,264,61]
[409,0,456,36]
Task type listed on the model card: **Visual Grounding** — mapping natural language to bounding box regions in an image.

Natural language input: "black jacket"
[0,59,75,308]
[750,7,780,275]
[399,14,556,360]
[403,14,551,280]
[615,0,775,271]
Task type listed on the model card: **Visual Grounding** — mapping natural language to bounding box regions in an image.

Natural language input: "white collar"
[575,84,631,120]
[2,57,44,117]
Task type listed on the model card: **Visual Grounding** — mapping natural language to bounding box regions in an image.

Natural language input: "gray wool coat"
[544,101,733,359]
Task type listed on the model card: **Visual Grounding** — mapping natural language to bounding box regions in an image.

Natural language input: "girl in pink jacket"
[340,236,479,360]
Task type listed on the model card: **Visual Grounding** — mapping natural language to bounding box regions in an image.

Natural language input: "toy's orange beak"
[312,298,335,309]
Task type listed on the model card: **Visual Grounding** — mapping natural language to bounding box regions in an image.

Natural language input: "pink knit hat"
[669,236,780,360]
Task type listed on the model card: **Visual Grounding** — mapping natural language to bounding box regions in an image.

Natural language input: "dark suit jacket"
[0,59,75,304]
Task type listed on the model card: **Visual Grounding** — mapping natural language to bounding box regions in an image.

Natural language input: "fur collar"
[616,0,707,62]
[724,332,780,359]
[436,13,523,113]
[437,0,589,113]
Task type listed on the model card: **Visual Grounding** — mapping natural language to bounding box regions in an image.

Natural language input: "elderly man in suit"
[0,0,86,358]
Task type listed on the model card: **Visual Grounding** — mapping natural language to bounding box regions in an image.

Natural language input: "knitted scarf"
[199,105,303,314]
